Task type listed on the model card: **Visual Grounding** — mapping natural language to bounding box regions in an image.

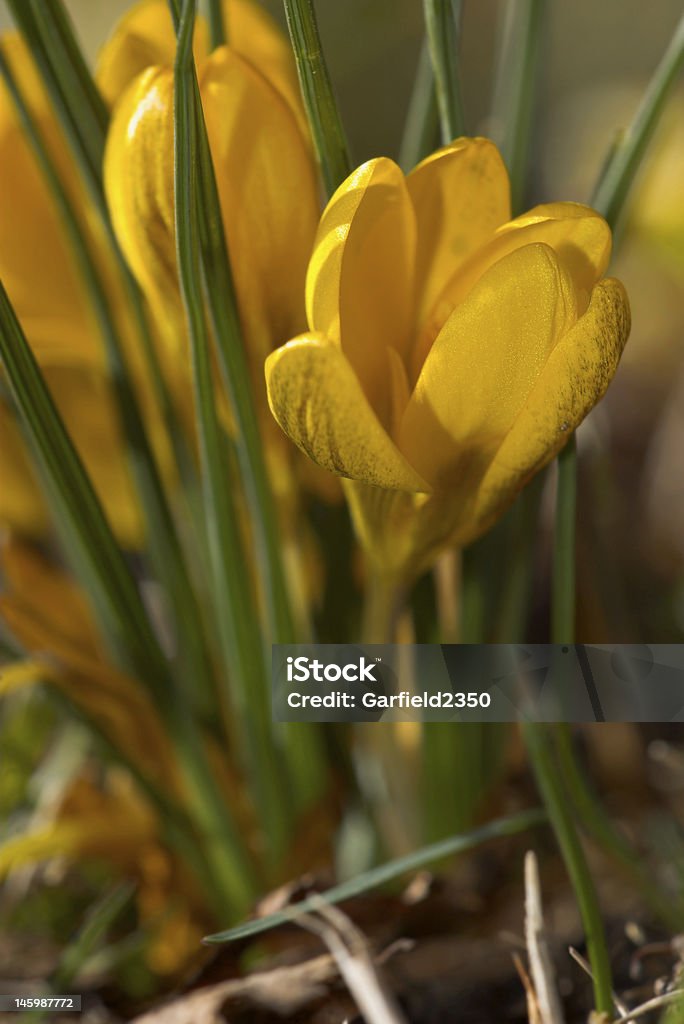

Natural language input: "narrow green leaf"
[592,10,684,229]
[399,37,439,172]
[174,2,328,807]
[51,883,135,991]
[422,0,465,144]
[173,0,292,857]
[489,0,546,214]
[206,0,227,48]
[524,723,613,1014]
[203,809,546,943]
[282,0,351,197]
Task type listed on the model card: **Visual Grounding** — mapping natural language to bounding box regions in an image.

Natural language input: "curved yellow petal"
[104,66,180,346]
[411,201,611,379]
[0,35,99,365]
[96,0,208,108]
[225,0,306,129]
[96,0,301,122]
[406,137,510,331]
[266,335,429,492]
[399,243,578,490]
[306,158,416,424]
[468,277,630,541]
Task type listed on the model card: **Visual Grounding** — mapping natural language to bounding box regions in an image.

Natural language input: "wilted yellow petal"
[306,158,416,424]
[266,335,429,492]
[0,660,43,694]
[406,137,510,331]
[0,774,157,881]
[469,277,630,540]
[399,244,578,491]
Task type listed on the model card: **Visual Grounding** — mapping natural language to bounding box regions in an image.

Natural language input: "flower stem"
[490,0,546,215]
[399,36,439,172]
[282,0,351,197]
[362,569,402,643]
[552,435,577,644]
[523,722,614,1014]
[422,0,465,143]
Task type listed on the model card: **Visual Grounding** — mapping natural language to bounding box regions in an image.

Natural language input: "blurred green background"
[0,0,681,178]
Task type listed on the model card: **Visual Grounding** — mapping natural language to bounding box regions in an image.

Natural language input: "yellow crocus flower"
[266,138,631,582]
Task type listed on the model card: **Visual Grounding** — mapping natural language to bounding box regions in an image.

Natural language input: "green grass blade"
[173,0,292,857]
[422,0,465,143]
[204,808,546,943]
[0,283,167,695]
[592,10,684,230]
[489,0,546,214]
[176,10,327,805]
[282,0,351,197]
[524,723,613,1013]
[51,883,135,991]
[399,37,439,172]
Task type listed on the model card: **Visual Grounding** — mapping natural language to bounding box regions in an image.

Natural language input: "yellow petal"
[406,137,510,331]
[96,0,208,108]
[399,243,579,490]
[469,277,630,541]
[200,47,319,367]
[410,201,611,379]
[96,0,301,123]
[104,66,179,342]
[224,0,306,130]
[266,335,429,492]
[305,158,416,424]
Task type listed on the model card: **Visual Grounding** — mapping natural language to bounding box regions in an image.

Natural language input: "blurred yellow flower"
[0,32,153,545]
[103,0,319,411]
[0,0,313,546]
[266,138,631,580]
